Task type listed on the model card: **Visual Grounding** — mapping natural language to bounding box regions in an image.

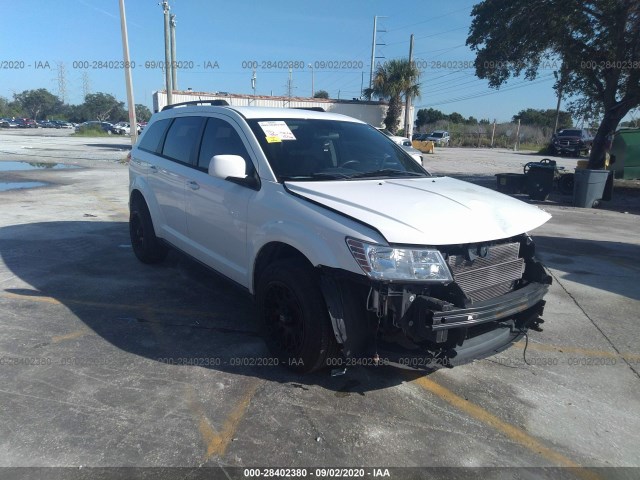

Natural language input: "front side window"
[162,116,205,164]
[248,118,429,182]
[198,118,253,174]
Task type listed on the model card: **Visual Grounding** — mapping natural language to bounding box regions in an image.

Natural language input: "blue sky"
[2,0,565,122]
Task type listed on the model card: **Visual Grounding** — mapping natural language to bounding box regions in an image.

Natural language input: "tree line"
[0,88,152,124]
[415,107,575,131]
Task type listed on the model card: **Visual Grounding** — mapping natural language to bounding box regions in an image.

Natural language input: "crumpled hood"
[285,176,551,245]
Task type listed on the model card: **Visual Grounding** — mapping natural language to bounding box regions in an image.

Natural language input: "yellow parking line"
[513,341,640,362]
[213,380,261,457]
[2,292,63,305]
[411,375,600,480]
[187,380,262,461]
[2,291,218,320]
[51,330,91,343]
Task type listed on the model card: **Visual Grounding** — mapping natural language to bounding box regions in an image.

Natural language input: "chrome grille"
[447,242,524,303]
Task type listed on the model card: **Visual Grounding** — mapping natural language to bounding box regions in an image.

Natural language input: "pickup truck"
[550,129,593,157]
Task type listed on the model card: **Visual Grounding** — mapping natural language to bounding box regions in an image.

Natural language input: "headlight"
[346,238,453,282]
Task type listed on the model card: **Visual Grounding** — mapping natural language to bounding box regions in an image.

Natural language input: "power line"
[387,3,475,33]
[419,74,555,108]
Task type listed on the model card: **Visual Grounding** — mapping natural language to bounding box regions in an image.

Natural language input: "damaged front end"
[321,233,551,368]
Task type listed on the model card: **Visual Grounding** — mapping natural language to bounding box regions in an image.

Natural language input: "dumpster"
[495,173,525,194]
[610,128,640,179]
[526,164,555,201]
[573,169,610,208]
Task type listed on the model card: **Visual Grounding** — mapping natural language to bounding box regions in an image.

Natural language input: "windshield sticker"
[258,121,296,141]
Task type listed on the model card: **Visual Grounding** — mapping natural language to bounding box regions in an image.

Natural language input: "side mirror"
[208,154,246,179]
[208,154,260,190]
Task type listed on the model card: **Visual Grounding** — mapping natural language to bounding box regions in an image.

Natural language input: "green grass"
[72,126,111,137]
[516,142,545,152]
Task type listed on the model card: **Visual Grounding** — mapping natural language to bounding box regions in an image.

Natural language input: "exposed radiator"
[447,242,524,303]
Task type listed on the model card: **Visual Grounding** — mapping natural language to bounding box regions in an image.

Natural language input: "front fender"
[249,220,362,291]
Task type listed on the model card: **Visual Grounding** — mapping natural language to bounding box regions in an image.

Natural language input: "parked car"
[112,122,131,135]
[550,128,593,157]
[426,130,450,146]
[14,118,38,128]
[129,104,551,373]
[0,118,19,128]
[377,128,412,146]
[52,120,74,129]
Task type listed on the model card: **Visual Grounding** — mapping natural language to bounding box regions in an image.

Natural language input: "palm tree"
[364,59,421,134]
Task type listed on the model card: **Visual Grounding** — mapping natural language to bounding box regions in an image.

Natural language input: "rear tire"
[256,260,337,373]
[129,197,168,264]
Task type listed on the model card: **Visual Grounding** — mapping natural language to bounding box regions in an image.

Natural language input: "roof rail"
[162,100,229,111]
[293,107,325,112]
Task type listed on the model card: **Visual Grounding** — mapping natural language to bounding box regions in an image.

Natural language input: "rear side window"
[162,116,206,164]
[198,118,253,174]
[138,118,171,153]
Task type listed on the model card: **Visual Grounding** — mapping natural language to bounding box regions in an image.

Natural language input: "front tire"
[256,260,337,373]
[129,197,168,264]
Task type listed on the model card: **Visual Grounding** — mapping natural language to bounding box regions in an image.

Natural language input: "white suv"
[427,130,451,146]
[129,102,552,373]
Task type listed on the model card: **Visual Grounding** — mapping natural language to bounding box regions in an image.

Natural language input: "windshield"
[558,130,581,136]
[248,118,430,181]
[430,132,444,138]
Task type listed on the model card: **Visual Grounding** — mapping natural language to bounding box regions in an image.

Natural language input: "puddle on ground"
[0,161,79,171]
[0,181,48,192]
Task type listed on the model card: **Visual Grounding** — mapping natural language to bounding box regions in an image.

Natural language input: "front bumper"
[400,282,548,337]
[387,282,548,366]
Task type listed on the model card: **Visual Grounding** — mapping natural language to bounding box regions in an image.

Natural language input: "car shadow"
[0,221,431,392]
[84,143,132,151]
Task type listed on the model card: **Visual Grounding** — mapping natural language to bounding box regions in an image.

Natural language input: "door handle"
[149,165,158,173]
[187,180,200,190]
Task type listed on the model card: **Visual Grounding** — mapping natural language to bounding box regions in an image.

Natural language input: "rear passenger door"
[185,116,257,285]
[148,116,205,245]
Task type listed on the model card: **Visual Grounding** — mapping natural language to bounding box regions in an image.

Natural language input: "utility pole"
[514,118,521,151]
[368,16,387,100]
[308,64,314,97]
[161,1,173,106]
[81,71,91,100]
[490,119,496,147]
[119,0,137,145]
[170,14,178,91]
[404,34,414,137]
[553,85,563,133]
[251,68,256,104]
[56,62,67,105]
[369,16,377,100]
[286,68,294,98]
[553,62,567,133]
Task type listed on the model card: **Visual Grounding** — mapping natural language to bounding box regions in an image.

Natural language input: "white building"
[153,90,410,129]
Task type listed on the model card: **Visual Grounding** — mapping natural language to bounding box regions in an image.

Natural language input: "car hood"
[285,176,551,245]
